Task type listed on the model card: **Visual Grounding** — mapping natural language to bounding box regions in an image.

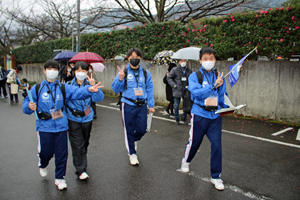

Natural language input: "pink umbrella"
[90,63,105,72]
[69,52,105,64]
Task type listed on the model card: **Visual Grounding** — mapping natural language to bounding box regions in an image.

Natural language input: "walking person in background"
[112,47,155,166]
[180,47,229,191]
[67,61,105,180]
[88,64,99,119]
[6,66,22,104]
[167,59,192,125]
[61,64,74,83]
[163,63,176,118]
[22,60,103,190]
[21,78,30,99]
[0,66,8,99]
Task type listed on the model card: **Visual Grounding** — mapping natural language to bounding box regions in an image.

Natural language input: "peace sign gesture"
[88,81,104,93]
[214,71,224,88]
[87,73,95,86]
[117,65,125,81]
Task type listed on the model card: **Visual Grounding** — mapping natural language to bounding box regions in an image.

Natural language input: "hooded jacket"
[167,65,192,98]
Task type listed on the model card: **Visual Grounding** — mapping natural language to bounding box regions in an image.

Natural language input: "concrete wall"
[17,61,300,123]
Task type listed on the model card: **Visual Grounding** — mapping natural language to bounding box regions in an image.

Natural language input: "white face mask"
[202,61,215,71]
[180,62,186,68]
[76,72,87,81]
[89,69,93,73]
[46,69,58,80]
[71,65,75,68]
[67,68,72,72]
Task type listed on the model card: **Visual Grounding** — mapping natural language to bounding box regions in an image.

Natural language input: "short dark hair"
[16,66,22,71]
[199,47,216,60]
[127,47,143,58]
[22,78,27,82]
[44,60,60,70]
[74,61,88,71]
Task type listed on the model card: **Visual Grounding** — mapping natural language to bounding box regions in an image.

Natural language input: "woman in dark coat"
[163,63,176,117]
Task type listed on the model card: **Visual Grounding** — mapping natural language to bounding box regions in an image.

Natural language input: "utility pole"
[76,0,80,52]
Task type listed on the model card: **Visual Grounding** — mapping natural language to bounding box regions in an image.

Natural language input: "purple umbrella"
[53,51,77,61]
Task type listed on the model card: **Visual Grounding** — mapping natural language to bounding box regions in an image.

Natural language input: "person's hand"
[166,72,169,76]
[149,108,155,113]
[173,85,177,89]
[67,72,71,76]
[214,72,224,88]
[29,102,36,111]
[88,81,104,93]
[87,73,95,86]
[117,65,125,81]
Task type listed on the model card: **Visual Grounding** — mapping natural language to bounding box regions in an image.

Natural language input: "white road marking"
[271,127,294,136]
[296,129,300,141]
[176,170,273,200]
[96,104,300,149]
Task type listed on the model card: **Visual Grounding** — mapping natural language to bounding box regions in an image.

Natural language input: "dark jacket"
[167,65,192,98]
[163,74,173,102]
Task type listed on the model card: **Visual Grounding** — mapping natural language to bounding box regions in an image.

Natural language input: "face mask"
[67,68,72,72]
[76,72,87,81]
[130,59,140,67]
[180,62,186,68]
[71,65,75,68]
[46,69,58,80]
[202,61,215,71]
[89,69,93,73]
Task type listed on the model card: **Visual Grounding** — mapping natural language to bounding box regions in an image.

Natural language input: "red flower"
[244,12,247,15]
[292,16,295,20]
[162,27,164,29]
[199,22,202,24]
[275,8,279,11]
[183,32,186,36]
[296,26,300,29]
[192,29,194,32]
[260,10,264,14]
[140,38,142,40]
[281,7,284,10]
[264,11,268,14]
[285,26,289,29]
[144,23,146,25]
[187,28,190,31]
[210,44,213,47]
[287,30,290,34]
[224,19,228,23]
[132,29,135,31]
[287,7,291,10]
[256,15,258,18]
[204,25,207,27]
[280,39,284,42]
[259,23,262,26]
[206,43,208,45]
[269,8,272,10]
[232,18,235,22]
[187,40,189,42]
[228,13,231,15]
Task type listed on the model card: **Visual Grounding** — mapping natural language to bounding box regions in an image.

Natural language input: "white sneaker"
[55,179,67,190]
[181,158,190,173]
[211,178,225,190]
[134,141,137,151]
[39,168,48,177]
[79,172,89,180]
[129,154,139,165]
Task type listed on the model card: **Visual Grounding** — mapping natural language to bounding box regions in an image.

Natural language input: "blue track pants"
[121,103,147,155]
[183,114,222,179]
[37,131,68,179]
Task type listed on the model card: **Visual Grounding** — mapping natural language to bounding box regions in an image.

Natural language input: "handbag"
[10,83,19,94]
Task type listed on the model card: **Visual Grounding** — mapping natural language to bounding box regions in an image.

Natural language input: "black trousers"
[0,80,7,97]
[68,120,93,176]
[7,83,18,102]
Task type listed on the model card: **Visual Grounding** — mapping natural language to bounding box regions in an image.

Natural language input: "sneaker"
[181,158,190,173]
[181,118,188,125]
[4,96,8,98]
[55,179,67,190]
[129,154,139,166]
[176,120,180,125]
[79,172,89,180]
[164,109,170,115]
[169,113,175,118]
[39,167,48,177]
[15,100,19,103]
[211,178,225,190]
[134,141,137,151]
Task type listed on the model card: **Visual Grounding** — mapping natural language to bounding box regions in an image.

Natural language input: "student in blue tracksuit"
[180,47,229,191]
[66,61,105,180]
[112,48,155,166]
[22,60,103,190]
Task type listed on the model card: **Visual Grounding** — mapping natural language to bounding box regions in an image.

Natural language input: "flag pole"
[223,47,257,78]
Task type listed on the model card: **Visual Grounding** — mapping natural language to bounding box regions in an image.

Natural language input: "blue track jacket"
[67,78,105,123]
[22,79,94,132]
[189,67,229,119]
[111,64,155,108]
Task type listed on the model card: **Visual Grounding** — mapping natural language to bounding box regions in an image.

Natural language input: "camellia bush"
[12,6,300,63]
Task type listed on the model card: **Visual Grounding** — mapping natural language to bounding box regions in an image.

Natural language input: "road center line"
[271,127,294,136]
[97,104,300,149]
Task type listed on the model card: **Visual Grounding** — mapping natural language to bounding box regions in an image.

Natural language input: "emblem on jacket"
[42,92,50,100]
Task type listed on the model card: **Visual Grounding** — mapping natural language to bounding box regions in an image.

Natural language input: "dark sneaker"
[176,120,180,125]
[181,118,188,125]
[164,110,170,115]
[15,100,19,103]
[170,113,175,118]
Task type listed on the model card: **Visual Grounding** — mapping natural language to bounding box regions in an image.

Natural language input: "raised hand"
[214,71,224,88]
[117,65,125,81]
[88,81,104,93]
[87,73,95,86]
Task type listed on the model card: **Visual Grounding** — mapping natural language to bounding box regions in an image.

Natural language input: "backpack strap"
[195,70,203,85]
[35,83,41,113]
[60,83,68,113]
[124,68,128,90]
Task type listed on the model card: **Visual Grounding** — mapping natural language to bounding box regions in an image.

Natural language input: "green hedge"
[13,6,300,63]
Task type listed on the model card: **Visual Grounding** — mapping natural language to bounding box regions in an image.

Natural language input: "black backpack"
[35,83,67,113]
[117,68,148,109]
[183,69,219,114]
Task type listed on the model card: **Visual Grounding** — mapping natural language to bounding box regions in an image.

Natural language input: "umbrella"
[171,47,201,61]
[152,50,177,65]
[69,52,105,64]
[90,63,105,72]
[53,51,76,61]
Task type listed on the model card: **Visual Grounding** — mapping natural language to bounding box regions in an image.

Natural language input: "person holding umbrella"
[167,59,192,125]
[66,61,105,180]
[111,47,155,166]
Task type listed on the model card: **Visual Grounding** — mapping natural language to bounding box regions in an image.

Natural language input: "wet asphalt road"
[0,94,300,200]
